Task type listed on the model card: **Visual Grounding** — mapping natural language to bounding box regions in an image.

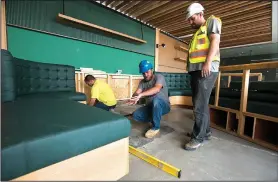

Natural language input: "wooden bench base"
[13,137,129,181]
[169,96,193,106]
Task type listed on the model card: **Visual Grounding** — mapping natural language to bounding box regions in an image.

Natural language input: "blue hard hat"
[139,60,153,73]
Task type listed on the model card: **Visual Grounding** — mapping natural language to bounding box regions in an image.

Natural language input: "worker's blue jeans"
[95,101,116,111]
[190,71,219,143]
[132,97,171,130]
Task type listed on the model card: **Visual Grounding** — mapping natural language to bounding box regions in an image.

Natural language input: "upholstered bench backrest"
[14,58,76,96]
[1,49,76,102]
[155,72,191,90]
[229,81,278,93]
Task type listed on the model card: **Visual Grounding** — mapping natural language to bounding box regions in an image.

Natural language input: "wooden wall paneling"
[214,71,221,106]
[129,76,133,98]
[110,77,130,99]
[131,78,142,95]
[1,0,7,50]
[157,31,188,73]
[158,65,186,73]
[155,28,160,71]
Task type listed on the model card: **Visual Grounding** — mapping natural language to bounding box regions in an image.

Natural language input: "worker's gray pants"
[189,70,219,143]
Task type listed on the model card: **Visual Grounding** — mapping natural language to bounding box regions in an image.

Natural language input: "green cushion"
[18,91,87,101]
[1,49,16,102]
[209,96,278,117]
[211,88,278,103]
[1,98,131,181]
[169,89,192,96]
[249,81,278,93]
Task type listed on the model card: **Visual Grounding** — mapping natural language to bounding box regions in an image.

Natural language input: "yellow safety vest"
[188,15,222,64]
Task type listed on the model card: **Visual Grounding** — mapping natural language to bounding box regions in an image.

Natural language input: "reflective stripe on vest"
[188,15,221,64]
[189,49,208,59]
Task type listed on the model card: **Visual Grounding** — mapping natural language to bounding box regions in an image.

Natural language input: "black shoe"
[186,132,212,140]
[185,139,203,151]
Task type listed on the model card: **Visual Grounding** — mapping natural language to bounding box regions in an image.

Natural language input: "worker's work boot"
[184,139,203,151]
[145,129,159,138]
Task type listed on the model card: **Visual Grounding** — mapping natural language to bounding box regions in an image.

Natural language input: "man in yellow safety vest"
[184,3,222,150]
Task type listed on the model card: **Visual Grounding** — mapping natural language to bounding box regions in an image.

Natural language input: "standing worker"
[84,75,117,111]
[184,3,222,150]
[128,60,171,138]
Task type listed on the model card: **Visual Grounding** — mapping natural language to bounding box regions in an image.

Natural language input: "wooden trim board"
[13,138,129,181]
[57,13,146,43]
[174,57,187,62]
[169,96,193,106]
[219,61,278,71]
[243,112,278,123]
[1,0,7,50]
[174,45,188,52]
[209,105,239,114]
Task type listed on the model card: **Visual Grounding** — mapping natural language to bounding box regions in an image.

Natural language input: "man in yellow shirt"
[84,75,117,111]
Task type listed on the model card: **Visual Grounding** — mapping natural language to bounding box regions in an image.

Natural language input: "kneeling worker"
[128,60,171,138]
[84,75,117,111]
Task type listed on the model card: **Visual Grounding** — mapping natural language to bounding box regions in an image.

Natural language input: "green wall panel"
[6,0,155,56]
[7,26,154,75]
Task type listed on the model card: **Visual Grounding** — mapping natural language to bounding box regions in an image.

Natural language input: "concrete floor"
[115,105,278,181]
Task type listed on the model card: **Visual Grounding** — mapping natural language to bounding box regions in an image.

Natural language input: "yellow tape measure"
[129,146,181,178]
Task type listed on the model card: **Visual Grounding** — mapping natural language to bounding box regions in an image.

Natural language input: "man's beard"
[191,24,200,29]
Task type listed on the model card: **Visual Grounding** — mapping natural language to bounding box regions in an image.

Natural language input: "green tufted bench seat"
[155,72,192,106]
[1,49,131,180]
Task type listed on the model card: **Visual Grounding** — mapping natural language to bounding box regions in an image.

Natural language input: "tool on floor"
[129,145,181,178]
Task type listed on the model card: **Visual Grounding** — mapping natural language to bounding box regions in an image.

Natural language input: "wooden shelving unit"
[209,61,278,152]
[57,13,147,44]
[209,106,278,151]
[174,45,188,52]
[174,57,186,62]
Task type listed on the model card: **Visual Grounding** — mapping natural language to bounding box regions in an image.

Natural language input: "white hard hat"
[185,3,205,20]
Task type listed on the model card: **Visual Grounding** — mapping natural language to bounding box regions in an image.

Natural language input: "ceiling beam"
[125,1,151,15]
[109,1,123,8]
[220,1,271,19]
[120,1,141,13]
[132,1,170,18]
[154,1,252,30]
[272,1,278,43]
[220,33,271,46]
[105,0,114,6]
[115,1,132,11]
[161,5,270,33]
[138,1,187,22]
[150,0,219,26]
[168,3,270,35]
